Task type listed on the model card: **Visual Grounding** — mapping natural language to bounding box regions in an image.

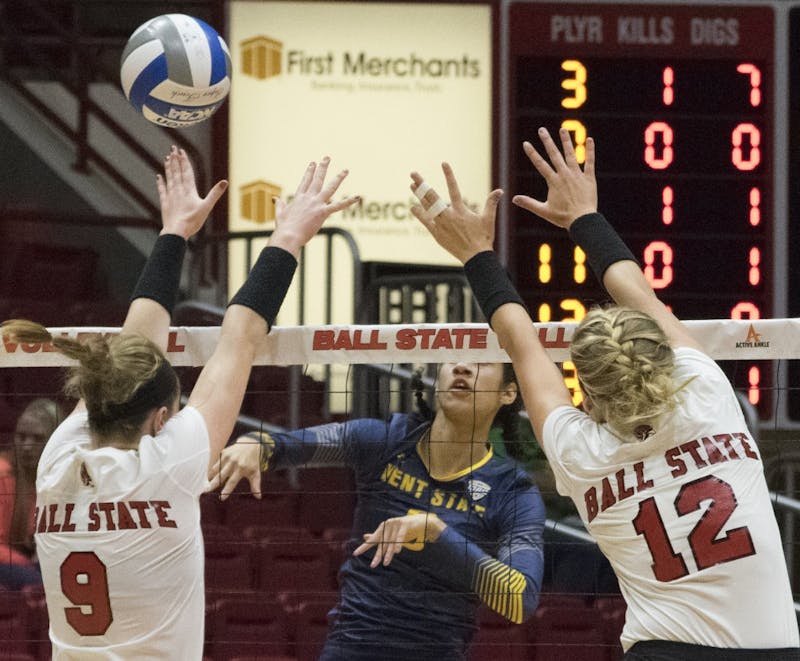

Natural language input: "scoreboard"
[498,1,791,421]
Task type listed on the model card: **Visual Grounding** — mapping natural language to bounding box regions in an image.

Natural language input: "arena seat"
[468,608,529,661]
[295,468,356,534]
[207,596,291,660]
[222,473,300,531]
[200,492,226,529]
[20,584,49,661]
[292,598,336,661]
[527,597,608,661]
[204,537,255,594]
[0,588,32,655]
[251,529,334,599]
[595,595,626,659]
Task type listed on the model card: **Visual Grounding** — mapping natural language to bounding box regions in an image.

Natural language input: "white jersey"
[35,406,210,660]
[543,347,798,651]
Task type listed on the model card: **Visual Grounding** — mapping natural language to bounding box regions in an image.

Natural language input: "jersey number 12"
[632,475,756,582]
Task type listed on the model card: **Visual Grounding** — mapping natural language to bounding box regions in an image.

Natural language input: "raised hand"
[269,157,359,257]
[157,145,228,239]
[353,512,445,568]
[512,127,598,229]
[410,163,503,264]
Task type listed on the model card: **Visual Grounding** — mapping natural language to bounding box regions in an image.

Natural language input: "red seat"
[21,584,49,661]
[251,530,334,600]
[207,596,290,660]
[223,473,299,531]
[0,588,31,655]
[595,595,626,660]
[527,599,608,661]
[469,608,529,661]
[205,538,255,595]
[295,468,356,534]
[293,598,336,661]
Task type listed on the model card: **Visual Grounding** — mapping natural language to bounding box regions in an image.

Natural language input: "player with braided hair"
[1,150,356,659]
[412,128,799,660]
[210,360,545,661]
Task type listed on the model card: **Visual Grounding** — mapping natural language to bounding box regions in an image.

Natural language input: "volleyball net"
[1,319,799,659]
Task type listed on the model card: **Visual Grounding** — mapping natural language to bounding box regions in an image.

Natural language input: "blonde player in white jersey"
[411,128,800,660]
[1,150,357,659]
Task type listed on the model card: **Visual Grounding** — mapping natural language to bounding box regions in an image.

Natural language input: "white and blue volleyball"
[120,14,231,127]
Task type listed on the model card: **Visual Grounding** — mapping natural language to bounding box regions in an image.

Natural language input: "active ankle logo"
[735,323,770,349]
[240,181,283,223]
[239,34,481,82]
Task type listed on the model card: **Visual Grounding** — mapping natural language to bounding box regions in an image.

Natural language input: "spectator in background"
[0,398,62,589]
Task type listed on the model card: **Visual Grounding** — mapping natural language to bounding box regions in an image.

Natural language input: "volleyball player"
[0,149,356,659]
[210,361,545,660]
[411,127,800,660]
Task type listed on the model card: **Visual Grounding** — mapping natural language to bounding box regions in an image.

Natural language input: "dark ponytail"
[492,363,527,462]
[411,367,433,421]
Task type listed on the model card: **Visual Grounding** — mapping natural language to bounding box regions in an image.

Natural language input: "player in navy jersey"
[411,128,799,660]
[210,361,545,660]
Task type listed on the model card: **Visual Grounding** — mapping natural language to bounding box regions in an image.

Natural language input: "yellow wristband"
[246,431,275,472]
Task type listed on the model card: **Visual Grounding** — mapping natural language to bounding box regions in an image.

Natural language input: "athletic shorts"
[624,640,800,661]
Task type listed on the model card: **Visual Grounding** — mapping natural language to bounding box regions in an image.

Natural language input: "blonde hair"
[1,319,178,441]
[569,307,679,440]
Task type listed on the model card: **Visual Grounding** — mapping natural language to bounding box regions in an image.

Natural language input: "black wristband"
[228,246,297,330]
[568,212,637,282]
[463,251,527,328]
[130,233,187,314]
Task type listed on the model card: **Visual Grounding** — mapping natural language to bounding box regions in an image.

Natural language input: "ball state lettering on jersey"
[584,429,760,522]
[35,500,178,534]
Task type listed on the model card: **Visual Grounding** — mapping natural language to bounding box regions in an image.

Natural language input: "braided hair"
[569,306,679,440]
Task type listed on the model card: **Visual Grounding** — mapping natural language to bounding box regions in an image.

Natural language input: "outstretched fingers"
[309,156,331,193]
[441,162,463,208]
[294,161,317,195]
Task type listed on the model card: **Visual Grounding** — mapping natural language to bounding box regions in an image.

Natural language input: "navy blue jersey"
[268,413,546,660]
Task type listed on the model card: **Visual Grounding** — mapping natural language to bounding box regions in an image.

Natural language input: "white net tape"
[2,318,797,367]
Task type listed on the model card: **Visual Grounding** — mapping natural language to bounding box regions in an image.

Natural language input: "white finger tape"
[425,198,449,219]
[413,181,432,202]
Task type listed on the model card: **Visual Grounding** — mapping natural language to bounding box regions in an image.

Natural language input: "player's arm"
[354,484,545,623]
[190,159,359,466]
[71,147,227,417]
[208,418,381,499]
[513,127,702,352]
[409,162,572,444]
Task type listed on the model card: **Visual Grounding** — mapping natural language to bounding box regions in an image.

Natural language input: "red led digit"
[731,302,760,320]
[732,123,761,171]
[748,366,761,405]
[662,186,674,225]
[643,241,674,289]
[748,247,760,286]
[644,122,674,170]
[749,187,761,226]
[662,66,674,106]
[736,63,762,107]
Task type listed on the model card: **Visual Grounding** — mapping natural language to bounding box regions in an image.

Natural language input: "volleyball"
[120,14,231,128]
